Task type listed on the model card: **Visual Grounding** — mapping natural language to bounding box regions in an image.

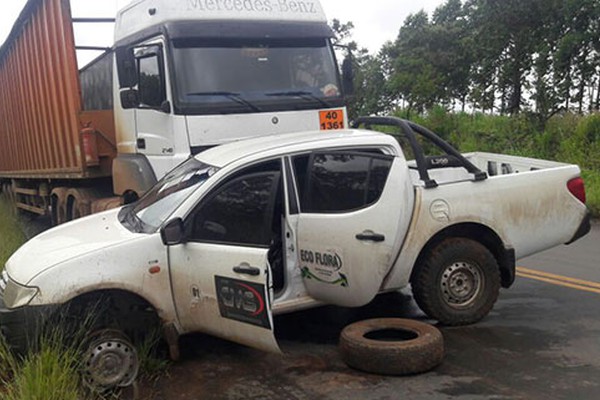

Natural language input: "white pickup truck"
[0,117,590,389]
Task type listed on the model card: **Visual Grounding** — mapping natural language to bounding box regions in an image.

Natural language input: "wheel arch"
[50,187,68,225]
[410,222,516,289]
[57,288,164,332]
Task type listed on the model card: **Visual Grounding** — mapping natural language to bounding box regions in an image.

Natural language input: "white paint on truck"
[115,0,328,42]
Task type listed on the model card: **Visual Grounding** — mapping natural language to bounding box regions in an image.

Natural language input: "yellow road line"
[516,269,600,295]
[517,266,600,290]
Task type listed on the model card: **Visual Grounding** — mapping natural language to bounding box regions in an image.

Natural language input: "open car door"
[169,168,282,353]
[292,152,410,307]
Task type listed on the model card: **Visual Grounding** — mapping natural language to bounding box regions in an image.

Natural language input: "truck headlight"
[1,270,39,309]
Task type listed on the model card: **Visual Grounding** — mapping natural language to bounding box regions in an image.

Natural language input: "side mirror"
[115,46,138,88]
[341,55,355,96]
[120,89,139,109]
[161,218,185,245]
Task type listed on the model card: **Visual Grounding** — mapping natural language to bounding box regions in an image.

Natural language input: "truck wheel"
[412,237,501,325]
[82,329,139,392]
[339,318,443,375]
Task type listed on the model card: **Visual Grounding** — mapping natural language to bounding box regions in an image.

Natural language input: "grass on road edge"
[0,196,25,267]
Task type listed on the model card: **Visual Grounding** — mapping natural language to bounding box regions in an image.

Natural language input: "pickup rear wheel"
[412,238,500,325]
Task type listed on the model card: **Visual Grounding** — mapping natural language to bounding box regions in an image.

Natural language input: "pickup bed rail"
[352,116,488,187]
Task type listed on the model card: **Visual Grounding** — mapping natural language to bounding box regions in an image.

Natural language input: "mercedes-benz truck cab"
[112,0,350,197]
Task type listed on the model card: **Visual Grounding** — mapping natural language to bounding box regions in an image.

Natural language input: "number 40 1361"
[319,109,345,131]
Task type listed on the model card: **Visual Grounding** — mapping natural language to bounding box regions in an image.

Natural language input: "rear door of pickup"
[290,151,410,307]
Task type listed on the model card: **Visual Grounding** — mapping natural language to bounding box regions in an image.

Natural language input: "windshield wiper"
[186,91,262,112]
[266,91,332,108]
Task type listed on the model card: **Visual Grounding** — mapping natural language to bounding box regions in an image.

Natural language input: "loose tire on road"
[412,237,501,326]
[339,318,444,375]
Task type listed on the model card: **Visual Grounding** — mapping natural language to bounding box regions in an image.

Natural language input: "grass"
[1,338,82,400]
[0,196,25,267]
[581,169,600,216]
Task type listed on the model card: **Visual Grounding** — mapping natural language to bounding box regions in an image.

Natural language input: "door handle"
[233,264,261,276]
[355,232,386,242]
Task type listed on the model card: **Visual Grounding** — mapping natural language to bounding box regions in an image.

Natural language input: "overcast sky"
[0,0,446,66]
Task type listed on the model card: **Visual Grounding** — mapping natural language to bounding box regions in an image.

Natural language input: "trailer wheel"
[339,318,443,375]
[50,187,68,225]
[412,237,501,325]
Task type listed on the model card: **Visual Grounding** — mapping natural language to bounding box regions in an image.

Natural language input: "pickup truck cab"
[0,117,590,389]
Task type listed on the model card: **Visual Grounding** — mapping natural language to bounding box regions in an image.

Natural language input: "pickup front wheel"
[412,238,500,325]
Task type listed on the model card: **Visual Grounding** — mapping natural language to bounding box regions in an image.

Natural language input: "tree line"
[335,0,600,124]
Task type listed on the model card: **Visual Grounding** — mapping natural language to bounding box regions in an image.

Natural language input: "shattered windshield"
[121,158,218,232]
[171,37,342,114]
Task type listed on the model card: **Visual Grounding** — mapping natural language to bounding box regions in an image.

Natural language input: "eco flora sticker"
[299,247,348,287]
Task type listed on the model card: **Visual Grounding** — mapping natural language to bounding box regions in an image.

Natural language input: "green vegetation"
[1,337,82,400]
[0,196,25,267]
[335,0,600,119]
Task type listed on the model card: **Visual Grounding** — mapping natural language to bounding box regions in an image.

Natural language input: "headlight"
[1,270,39,309]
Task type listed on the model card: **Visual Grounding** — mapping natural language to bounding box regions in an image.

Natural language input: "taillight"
[567,177,586,204]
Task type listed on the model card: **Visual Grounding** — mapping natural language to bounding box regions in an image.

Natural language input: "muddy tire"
[339,318,444,375]
[412,237,501,326]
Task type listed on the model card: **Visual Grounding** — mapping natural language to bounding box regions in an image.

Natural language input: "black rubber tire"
[339,318,444,375]
[412,237,501,326]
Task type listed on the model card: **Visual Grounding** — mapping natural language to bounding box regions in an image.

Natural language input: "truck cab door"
[168,163,283,353]
[133,43,180,180]
[291,152,409,307]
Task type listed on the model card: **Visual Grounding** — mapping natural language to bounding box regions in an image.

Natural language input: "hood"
[6,208,139,285]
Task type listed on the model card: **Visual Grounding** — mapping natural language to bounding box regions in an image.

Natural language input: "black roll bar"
[352,116,487,188]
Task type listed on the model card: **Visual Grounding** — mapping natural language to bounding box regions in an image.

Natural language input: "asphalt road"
[141,222,600,400]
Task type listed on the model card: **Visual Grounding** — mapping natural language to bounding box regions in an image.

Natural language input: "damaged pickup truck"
[0,117,590,389]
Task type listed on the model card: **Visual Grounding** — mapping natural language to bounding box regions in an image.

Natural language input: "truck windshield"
[122,158,218,233]
[171,37,342,114]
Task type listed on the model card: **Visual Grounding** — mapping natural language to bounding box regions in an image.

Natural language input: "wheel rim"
[440,261,483,308]
[83,330,139,390]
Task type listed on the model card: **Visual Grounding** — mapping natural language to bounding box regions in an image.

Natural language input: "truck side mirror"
[341,55,355,96]
[161,218,185,245]
[120,89,139,109]
[116,46,138,88]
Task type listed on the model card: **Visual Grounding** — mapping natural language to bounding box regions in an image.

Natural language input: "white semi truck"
[0,0,352,223]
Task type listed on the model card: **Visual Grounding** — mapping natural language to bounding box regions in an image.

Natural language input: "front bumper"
[0,295,58,354]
